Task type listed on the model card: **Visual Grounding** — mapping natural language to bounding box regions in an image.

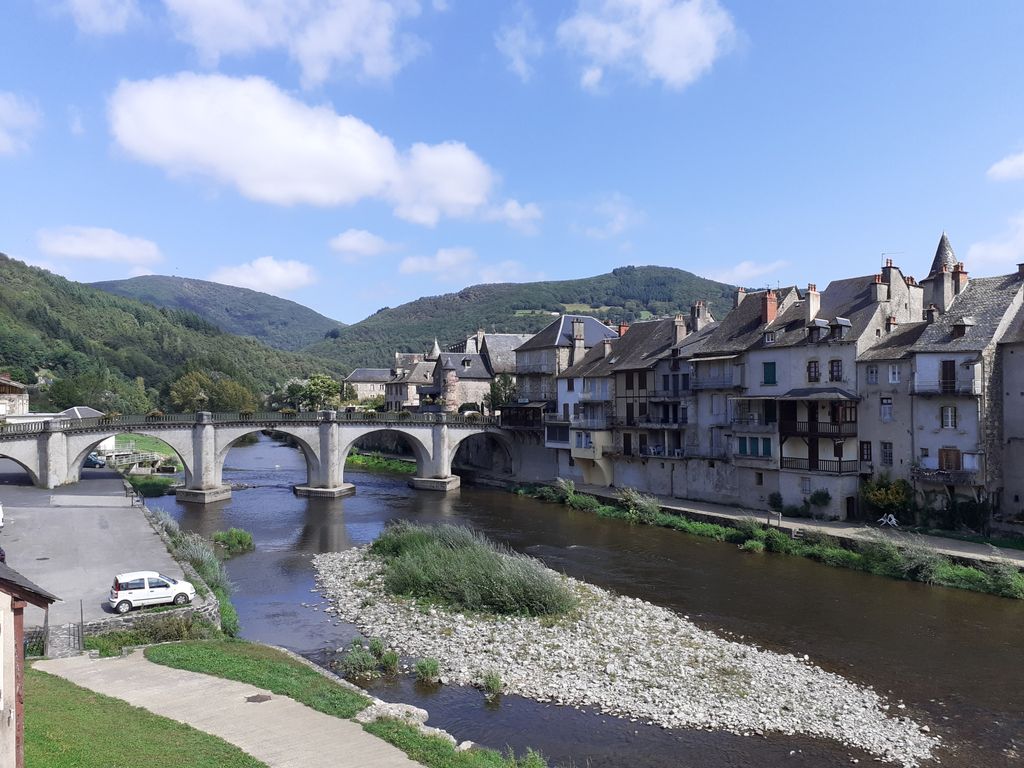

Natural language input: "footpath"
[574,484,1024,568]
[36,651,419,768]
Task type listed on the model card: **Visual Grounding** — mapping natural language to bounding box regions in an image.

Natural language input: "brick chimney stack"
[953,262,969,295]
[805,283,820,324]
[761,291,777,325]
[925,303,938,323]
[690,300,711,331]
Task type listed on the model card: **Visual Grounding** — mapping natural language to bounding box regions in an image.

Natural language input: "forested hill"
[304,266,736,369]
[0,254,344,411]
[92,275,344,351]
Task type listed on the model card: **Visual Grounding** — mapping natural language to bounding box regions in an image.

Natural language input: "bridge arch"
[213,426,322,488]
[338,426,432,481]
[0,450,41,486]
[64,430,196,486]
[448,429,517,477]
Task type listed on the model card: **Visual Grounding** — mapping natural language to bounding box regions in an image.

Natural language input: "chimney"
[690,300,710,331]
[673,314,688,345]
[571,318,586,364]
[871,273,887,302]
[618,323,630,337]
[475,328,485,352]
[734,287,746,308]
[602,338,613,358]
[953,262,969,295]
[904,275,916,286]
[761,291,778,325]
[885,315,898,332]
[1018,263,1024,278]
[936,264,954,312]
[925,303,937,323]
[805,283,820,324]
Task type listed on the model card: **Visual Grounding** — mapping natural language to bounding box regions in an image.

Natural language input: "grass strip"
[145,639,368,718]
[127,475,176,497]
[346,452,417,474]
[85,614,219,657]
[24,667,266,768]
[364,718,548,768]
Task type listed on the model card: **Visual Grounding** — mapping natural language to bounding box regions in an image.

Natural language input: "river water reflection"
[147,435,1024,767]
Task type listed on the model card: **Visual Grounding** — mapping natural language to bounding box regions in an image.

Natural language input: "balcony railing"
[780,457,859,474]
[779,420,857,437]
[731,415,777,432]
[570,416,613,430]
[570,444,603,461]
[691,376,737,390]
[542,412,570,423]
[516,362,557,374]
[638,417,688,429]
[579,389,613,402]
[910,379,980,396]
[911,465,981,485]
[648,388,691,400]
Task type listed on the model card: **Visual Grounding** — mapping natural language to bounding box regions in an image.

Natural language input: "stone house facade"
[0,374,28,418]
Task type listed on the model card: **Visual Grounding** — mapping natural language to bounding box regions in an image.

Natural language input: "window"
[623,433,633,455]
[880,396,893,423]
[829,359,843,382]
[120,579,145,591]
[866,365,878,385]
[807,360,820,383]
[801,477,812,494]
[939,447,962,471]
[762,438,771,456]
[639,372,647,391]
[567,378,575,391]
[148,578,170,590]
[881,441,893,466]
[625,372,634,390]
[737,436,748,455]
[749,438,759,457]
[639,402,648,417]
[888,364,901,384]
[941,406,958,429]
[763,361,777,385]
[860,441,872,461]
[764,331,776,345]
[833,442,844,459]
[662,374,670,391]
[755,472,764,486]
[920,447,929,458]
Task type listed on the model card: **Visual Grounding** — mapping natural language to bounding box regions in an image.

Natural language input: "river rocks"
[313,548,939,768]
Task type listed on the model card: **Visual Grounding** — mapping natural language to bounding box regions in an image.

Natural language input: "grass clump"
[380,649,400,674]
[340,643,379,678]
[481,671,502,696]
[212,527,255,556]
[25,668,266,768]
[128,475,175,497]
[364,718,549,768]
[739,539,765,553]
[85,614,219,657]
[346,451,417,474]
[145,640,369,718]
[619,487,662,524]
[370,521,578,617]
[415,657,440,683]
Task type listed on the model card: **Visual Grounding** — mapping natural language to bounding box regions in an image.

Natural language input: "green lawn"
[145,640,369,718]
[24,667,266,768]
[115,433,178,455]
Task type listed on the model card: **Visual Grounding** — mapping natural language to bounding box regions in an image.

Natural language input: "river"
[146,434,1024,767]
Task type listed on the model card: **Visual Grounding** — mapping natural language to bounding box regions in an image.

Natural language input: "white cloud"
[558,0,736,91]
[109,73,511,227]
[37,226,162,265]
[0,92,41,155]
[209,256,316,292]
[987,150,1024,182]
[967,213,1024,271]
[328,228,398,262]
[399,246,475,277]
[484,199,543,234]
[65,0,140,35]
[478,259,542,284]
[164,0,424,87]
[709,259,788,285]
[496,5,544,82]
[583,194,642,239]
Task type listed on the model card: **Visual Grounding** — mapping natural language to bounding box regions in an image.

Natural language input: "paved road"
[36,651,419,768]
[576,484,1024,567]
[0,459,183,626]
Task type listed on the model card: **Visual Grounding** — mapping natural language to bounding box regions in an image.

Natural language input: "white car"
[109,571,196,614]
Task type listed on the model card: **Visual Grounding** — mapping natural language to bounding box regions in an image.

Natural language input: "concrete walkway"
[36,651,419,768]
[575,484,1024,568]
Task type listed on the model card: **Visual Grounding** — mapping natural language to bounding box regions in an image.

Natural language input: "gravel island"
[314,547,939,767]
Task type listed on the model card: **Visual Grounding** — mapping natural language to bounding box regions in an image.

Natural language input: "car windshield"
[158,574,178,584]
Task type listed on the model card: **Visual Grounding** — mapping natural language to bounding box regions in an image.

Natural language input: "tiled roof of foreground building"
[912,273,1024,353]
[515,315,618,353]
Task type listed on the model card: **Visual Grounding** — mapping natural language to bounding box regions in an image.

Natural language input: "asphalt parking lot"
[0,459,184,626]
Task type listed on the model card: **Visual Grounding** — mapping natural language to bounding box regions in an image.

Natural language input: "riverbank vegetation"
[516,480,1024,600]
[85,614,219,657]
[346,451,416,474]
[369,521,577,617]
[24,667,266,768]
[212,527,255,556]
[151,509,240,635]
[145,640,552,768]
[127,475,176,497]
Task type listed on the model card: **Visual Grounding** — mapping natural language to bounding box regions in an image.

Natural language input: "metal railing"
[780,457,859,474]
[570,416,613,430]
[578,389,613,402]
[910,379,981,395]
[637,416,688,429]
[691,376,737,390]
[648,388,691,399]
[779,420,857,437]
[911,465,981,485]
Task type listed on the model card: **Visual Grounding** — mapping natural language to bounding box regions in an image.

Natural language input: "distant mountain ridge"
[92,275,344,352]
[303,265,737,369]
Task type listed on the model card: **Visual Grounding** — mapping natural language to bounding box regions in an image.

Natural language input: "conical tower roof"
[928,232,958,277]
[427,338,441,361]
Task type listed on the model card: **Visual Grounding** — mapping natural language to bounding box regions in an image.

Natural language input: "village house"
[0,374,28,419]
[344,368,392,401]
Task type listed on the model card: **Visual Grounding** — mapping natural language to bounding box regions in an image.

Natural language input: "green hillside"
[0,254,344,411]
[92,275,344,351]
[305,266,736,368]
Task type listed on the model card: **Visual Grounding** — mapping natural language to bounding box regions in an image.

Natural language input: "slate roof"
[857,322,929,361]
[345,368,392,383]
[693,287,799,356]
[515,315,618,353]
[58,406,105,419]
[394,352,423,369]
[999,303,1024,345]
[0,563,59,605]
[480,334,533,374]
[927,232,958,277]
[912,273,1024,353]
[436,353,492,379]
[391,361,435,384]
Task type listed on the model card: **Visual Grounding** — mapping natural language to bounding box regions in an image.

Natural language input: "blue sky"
[3,1,1024,324]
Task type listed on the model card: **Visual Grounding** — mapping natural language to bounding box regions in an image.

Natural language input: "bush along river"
[146,433,1024,768]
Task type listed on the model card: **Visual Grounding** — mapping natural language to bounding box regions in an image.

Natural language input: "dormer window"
[809,318,829,342]
[952,316,975,339]
[764,331,776,345]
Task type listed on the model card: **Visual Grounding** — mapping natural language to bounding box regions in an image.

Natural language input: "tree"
[300,374,341,411]
[339,382,358,403]
[483,374,517,415]
[169,371,213,412]
[209,379,258,412]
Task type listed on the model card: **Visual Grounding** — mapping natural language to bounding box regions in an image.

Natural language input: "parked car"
[109,571,195,614]
[83,452,106,468]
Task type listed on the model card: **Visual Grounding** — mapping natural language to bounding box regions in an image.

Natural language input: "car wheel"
[172,593,190,606]
[115,600,132,614]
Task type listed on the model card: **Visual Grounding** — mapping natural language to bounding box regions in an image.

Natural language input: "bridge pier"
[176,412,231,504]
[408,418,461,492]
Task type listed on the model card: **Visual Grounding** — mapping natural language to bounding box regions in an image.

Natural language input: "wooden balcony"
[779,420,857,438]
[780,457,859,474]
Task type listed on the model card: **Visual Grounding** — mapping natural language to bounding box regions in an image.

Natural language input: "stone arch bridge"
[0,411,513,503]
